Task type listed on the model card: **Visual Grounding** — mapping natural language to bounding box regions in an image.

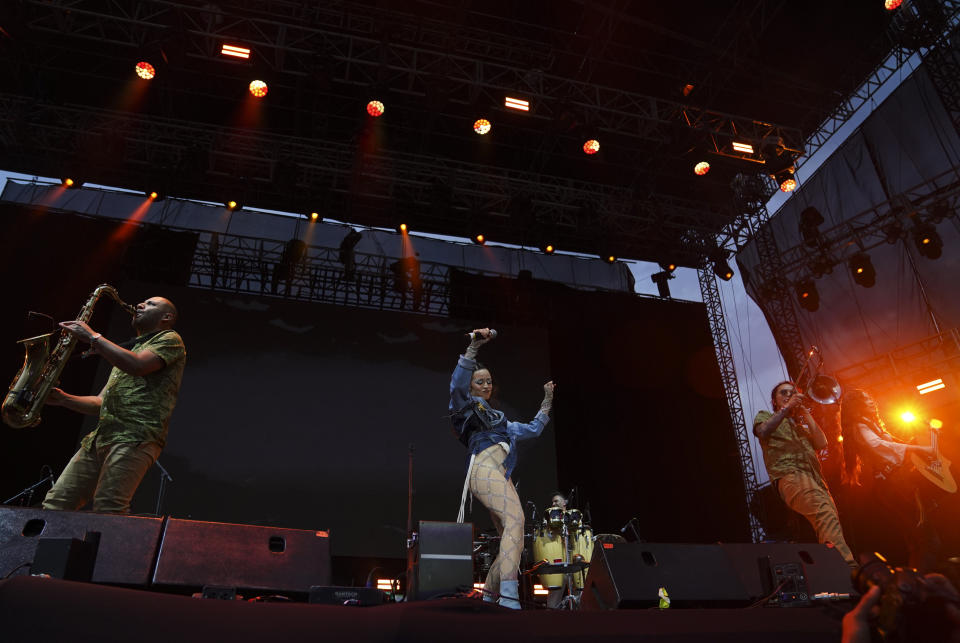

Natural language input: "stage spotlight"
[249,80,268,98]
[885,0,903,10]
[135,61,156,80]
[774,168,797,192]
[541,242,555,254]
[882,220,905,244]
[225,200,241,211]
[504,97,530,112]
[810,254,834,278]
[471,232,486,245]
[799,207,824,248]
[309,211,320,222]
[712,256,734,281]
[367,100,385,117]
[146,190,165,201]
[222,44,251,59]
[62,177,83,189]
[397,222,408,234]
[651,270,674,297]
[602,254,616,264]
[900,410,916,422]
[849,253,876,287]
[912,221,943,258]
[732,141,754,154]
[473,119,491,135]
[659,261,677,273]
[796,279,819,312]
[583,139,600,155]
[694,161,710,176]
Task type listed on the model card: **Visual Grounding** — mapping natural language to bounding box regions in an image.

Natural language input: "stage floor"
[0,575,851,642]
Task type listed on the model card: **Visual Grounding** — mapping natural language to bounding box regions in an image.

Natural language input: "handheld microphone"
[466,329,498,341]
[619,517,636,534]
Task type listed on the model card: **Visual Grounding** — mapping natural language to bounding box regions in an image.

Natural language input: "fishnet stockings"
[470,444,524,590]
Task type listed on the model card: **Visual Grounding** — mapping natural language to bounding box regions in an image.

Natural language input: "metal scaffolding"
[698,266,763,543]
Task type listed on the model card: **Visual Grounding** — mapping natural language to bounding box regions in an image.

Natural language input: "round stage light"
[779,178,797,192]
[249,80,268,98]
[694,161,710,176]
[309,212,320,222]
[398,223,408,233]
[135,61,156,80]
[367,101,385,117]
[583,139,600,155]
[885,0,903,10]
[472,233,485,245]
[473,119,491,135]
[900,411,916,423]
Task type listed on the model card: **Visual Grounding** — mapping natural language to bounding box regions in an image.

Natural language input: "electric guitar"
[910,425,956,494]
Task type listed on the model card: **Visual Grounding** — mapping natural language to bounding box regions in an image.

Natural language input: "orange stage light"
[226,200,240,211]
[583,139,600,155]
[694,161,710,176]
[917,378,945,395]
[367,100,385,117]
[309,212,320,222]
[885,0,903,10]
[900,411,916,423]
[732,141,754,154]
[62,178,75,187]
[504,97,530,111]
[930,419,943,429]
[398,223,408,233]
[249,80,268,98]
[779,178,798,192]
[221,44,251,59]
[148,191,159,200]
[544,244,555,254]
[472,233,485,245]
[135,61,156,80]
[473,119,491,135]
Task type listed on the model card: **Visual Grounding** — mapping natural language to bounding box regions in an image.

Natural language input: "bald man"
[43,296,186,513]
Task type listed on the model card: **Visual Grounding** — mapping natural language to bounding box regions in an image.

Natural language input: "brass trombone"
[795,345,842,406]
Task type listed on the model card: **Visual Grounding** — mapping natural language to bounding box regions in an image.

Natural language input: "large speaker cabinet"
[151,518,331,593]
[406,520,473,601]
[0,505,163,586]
[582,541,853,610]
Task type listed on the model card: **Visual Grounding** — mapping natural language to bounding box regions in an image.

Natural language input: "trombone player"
[42,296,186,514]
[754,380,856,567]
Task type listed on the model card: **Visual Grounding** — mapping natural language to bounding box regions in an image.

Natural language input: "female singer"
[839,388,939,570]
[449,328,555,609]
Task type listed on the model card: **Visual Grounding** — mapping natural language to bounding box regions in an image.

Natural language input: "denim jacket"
[449,354,549,479]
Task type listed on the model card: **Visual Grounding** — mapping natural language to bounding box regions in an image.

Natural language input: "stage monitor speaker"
[0,506,163,586]
[719,542,854,600]
[152,518,331,594]
[581,543,751,610]
[406,521,473,601]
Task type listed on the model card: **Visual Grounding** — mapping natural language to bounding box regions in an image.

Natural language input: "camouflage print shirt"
[753,409,823,483]
[81,329,186,450]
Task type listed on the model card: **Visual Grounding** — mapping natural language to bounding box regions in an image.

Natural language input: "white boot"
[497,580,521,610]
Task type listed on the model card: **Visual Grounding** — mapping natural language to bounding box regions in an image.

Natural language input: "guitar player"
[839,388,952,572]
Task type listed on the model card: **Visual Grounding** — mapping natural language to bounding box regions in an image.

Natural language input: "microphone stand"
[3,470,56,506]
[153,460,173,516]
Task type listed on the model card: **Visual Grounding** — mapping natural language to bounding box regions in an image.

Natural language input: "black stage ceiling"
[0,1,904,264]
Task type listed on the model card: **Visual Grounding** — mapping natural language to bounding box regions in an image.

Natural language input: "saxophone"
[2,284,135,429]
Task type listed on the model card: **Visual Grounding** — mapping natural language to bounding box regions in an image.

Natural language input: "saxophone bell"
[3,285,134,429]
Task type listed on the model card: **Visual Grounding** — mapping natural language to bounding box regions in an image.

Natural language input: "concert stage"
[0,575,849,643]
[0,505,859,642]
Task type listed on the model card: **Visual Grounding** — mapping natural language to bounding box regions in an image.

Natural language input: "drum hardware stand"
[3,466,55,506]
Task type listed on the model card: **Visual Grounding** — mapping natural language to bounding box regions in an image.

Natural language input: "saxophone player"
[42,296,186,514]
